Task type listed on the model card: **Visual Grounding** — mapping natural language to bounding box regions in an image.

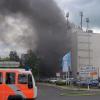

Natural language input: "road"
[37,83,100,100]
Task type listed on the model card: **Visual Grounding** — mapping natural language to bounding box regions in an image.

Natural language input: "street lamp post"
[66,12,69,28]
[86,18,90,32]
[80,12,83,30]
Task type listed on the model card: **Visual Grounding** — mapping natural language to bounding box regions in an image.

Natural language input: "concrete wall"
[67,26,100,78]
[71,32,78,77]
[77,32,93,69]
[92,33,100,77]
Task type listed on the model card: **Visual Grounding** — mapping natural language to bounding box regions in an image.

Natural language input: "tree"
[25,50,40,78]
[0,57,10,61]
[9,51,20,61]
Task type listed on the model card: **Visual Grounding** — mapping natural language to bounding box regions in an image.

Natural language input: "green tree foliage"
[0,57,10,61]
[9,51,20,61]
[25,50,40,78]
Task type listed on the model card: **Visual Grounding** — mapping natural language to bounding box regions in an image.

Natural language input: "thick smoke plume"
[0,0,71,76]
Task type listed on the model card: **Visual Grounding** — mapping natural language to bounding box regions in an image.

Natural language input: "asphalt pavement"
[37,83,100,100]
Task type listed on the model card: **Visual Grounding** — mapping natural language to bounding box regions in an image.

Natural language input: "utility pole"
[65,12,70,86]
[86,16,90,66]
[80,12,83,30]
[86,17,90,90]
[98,67,99,79]
[79,56,80,75]
[88,32,90,91]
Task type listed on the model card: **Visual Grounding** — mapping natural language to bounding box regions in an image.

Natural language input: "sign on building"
[79,66,98,80]
[62,51,71,72]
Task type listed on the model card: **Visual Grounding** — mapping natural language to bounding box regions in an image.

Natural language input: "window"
[0,73,2,84]
[18,74,28,84]
[28,74,33,88]
[6,73,15,84]
[28,74,33,83]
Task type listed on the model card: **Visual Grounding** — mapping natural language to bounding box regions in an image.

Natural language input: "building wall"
[77,32,93,69]
[76,31,100,79]
[70,31,78,77]
[71,27,94,78]
[67,26,100,78]
[92,33,100,77]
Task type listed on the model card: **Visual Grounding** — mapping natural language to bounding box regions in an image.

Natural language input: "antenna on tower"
[86,18,90,32]
[80,12,83,30]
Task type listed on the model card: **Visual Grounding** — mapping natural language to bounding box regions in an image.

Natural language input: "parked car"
[37,78,50,83]
[89,79,99,86]
[75,80,87,86]
[76,79,99,87]
[49,78,57,84]
[55,79,66,85]
[55,78,74,86]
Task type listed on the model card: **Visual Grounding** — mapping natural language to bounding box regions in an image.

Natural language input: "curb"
[38,83,100,92]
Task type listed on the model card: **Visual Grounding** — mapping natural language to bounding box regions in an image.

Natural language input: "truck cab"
[0,61,37,100]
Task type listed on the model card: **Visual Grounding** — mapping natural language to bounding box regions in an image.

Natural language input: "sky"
[0,15,30,57]
[55,0,100,33]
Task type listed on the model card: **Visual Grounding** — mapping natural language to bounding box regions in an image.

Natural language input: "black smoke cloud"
[0,0,71,76]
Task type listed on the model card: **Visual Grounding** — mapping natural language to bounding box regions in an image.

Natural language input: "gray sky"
[55,0,100,33]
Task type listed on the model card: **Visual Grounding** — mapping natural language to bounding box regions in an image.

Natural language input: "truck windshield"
[18,74,27,84]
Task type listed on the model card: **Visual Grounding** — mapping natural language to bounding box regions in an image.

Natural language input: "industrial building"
[66,26,100,80]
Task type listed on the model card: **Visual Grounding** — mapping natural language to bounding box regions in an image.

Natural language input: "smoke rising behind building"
[0,0,72,76]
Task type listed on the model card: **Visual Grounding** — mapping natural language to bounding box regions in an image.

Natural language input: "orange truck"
[0,61,37,100]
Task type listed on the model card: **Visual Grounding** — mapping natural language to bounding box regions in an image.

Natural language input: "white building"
[92,33,100,77]
[68,26,100,79]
